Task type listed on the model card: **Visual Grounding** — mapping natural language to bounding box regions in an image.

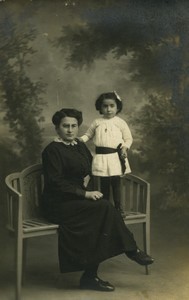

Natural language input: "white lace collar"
[54,136,78,146]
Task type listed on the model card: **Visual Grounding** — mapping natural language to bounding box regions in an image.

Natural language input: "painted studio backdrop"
[1,0,189,209]
[0,0,189,298]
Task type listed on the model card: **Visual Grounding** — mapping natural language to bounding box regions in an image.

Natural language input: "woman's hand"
[85,191,103,201]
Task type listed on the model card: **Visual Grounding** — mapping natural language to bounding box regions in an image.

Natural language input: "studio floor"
[0,208,189,300]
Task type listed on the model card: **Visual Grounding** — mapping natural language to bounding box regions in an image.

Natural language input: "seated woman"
[41,108,154,292]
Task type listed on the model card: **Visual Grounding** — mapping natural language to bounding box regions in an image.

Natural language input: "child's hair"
[95,91,123,114]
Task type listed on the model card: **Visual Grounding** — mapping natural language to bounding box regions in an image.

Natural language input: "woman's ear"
[55,127,59,135]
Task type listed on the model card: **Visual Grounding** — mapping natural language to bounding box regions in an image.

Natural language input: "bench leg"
[143,222,150,275]
[22,239,28,285]
[15,235,23,300]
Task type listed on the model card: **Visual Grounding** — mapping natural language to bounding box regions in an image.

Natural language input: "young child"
[80,91,133,216]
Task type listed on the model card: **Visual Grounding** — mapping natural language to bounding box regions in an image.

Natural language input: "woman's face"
[56,117,79,142]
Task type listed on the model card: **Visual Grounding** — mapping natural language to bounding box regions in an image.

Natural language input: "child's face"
[100,99,118,119]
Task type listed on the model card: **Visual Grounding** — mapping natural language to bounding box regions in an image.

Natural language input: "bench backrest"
[93,173,150,215]
[20,164,44,220]
[5,164,44,232]
[6,164,149,234]
[120,174,150,215]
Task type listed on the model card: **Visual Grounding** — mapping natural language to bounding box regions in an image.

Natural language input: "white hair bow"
[113,90,122,101]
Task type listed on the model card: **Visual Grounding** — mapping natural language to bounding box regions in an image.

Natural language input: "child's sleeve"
[121,120,133,149]
[80,120,96,143]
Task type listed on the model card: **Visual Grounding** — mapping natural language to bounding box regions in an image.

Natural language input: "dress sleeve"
[120,119,133,149]
[42,147,86,198]
[80,120,96,142]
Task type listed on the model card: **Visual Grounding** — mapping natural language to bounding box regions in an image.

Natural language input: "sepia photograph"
[0,1,189,299]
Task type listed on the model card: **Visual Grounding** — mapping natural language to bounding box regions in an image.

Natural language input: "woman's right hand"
[85,191,103,201]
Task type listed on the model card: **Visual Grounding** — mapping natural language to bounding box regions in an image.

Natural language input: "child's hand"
[121,146,128,159]
[77,137,84,142]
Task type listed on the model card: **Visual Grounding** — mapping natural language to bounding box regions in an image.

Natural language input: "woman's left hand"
[85,191,103,201]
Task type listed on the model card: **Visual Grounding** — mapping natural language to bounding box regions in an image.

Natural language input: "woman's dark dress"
[41,141,137,273]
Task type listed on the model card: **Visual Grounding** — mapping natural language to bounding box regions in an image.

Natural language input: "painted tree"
[0,11,46,166]
[56,0,189,208]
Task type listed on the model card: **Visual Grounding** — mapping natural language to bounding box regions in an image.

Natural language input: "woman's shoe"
[126,249,154,266]
[80,276,115,292]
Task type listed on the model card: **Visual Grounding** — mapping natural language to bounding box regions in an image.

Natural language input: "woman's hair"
[95,91,123,114]
[52,108,83,127]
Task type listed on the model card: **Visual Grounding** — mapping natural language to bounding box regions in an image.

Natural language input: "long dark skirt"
[45,198,137,273]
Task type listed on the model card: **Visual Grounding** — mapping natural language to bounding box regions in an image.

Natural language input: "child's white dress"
[81,116,133,177]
